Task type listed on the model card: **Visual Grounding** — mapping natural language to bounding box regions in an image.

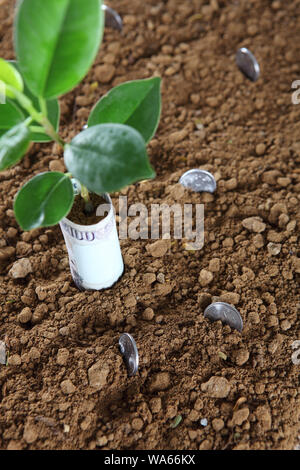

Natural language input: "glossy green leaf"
[15,0,104,99]
[88,77,162,143]
[0,58,23,98]
[64,124,155,194]
[0,123,31,170]
[14,172,74,231]
[0,100,25,137]
[10,61,60,142]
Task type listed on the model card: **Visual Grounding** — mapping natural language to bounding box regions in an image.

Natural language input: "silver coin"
[236,47,260,82]
[204,302,243,332]
[119,333,139,377]
[0,341,6,365]
[102,4,123,32]
[179,169,216,193]
[71,178,81,196]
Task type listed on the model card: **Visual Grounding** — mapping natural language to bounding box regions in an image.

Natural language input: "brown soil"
[68,194,109,226]
[0,0,300,451]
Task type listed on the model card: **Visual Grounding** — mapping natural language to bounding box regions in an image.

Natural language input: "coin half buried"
[102,4,123,32]
[179,169,217,193]
[119,333,139,377]
[236,47,260,82]
[0,340,6,365]
[204,302,243,332]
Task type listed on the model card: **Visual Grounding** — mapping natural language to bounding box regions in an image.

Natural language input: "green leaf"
[0,100,25,137]
[14,172,74,231]
[88,77,162,143]
[0,122,31,171]
[64,124,155,194]
[14,0,104,99]
[10,61,60,142]
[0,57,23,98]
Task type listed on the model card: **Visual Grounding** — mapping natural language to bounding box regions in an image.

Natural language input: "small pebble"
[212,418,224,432]
[281,320,291,331]
[199,269,214,286]
[256,143,266,156]
[97,436,108,447]
[132,418,144,431]
[150,397,162,414]
[49,159,65,172]
[209,258,220,273]
[8,354,22,366]
[242,217,266,233]
[88,361,109,390]
[157,272,165,283]
[60,379,76,395]
[149,372,170,392]
[201,376,231,398]
[230,408,250,427]
[143,308,155,321]
[234,349,250,366]
[146,239,170,258]
[9,258,33,279]
[94,64,116,83]
[143,273,156,285]
[18,307,32,324]
[267,242,282,256]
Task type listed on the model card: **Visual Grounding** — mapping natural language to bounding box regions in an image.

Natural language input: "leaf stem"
[24,116,34,127]
[39,97,48,118]
[29,125,46,133]
[81,184,90,203]
[41,116,65,148]
[81,184,94,214]
[6,85,65,148]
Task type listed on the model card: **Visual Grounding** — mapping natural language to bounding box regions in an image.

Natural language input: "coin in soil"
[119,333,139,377]
[0,341,6,365]
[236,47,260,82]
[102,4,123,31]
[204,302,243,332]
[179,169,216,193]
[71,178,81,196]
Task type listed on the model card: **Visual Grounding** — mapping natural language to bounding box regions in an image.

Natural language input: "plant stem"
[81,184,94,215]
[24,116,34,127]
[41,116,65,148]
[81,184,90,203]
[29,125,45,133]
[6,85,65,148]
[39,97,48,118]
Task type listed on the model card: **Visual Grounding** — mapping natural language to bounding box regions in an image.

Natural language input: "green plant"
[0,0,161,231]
